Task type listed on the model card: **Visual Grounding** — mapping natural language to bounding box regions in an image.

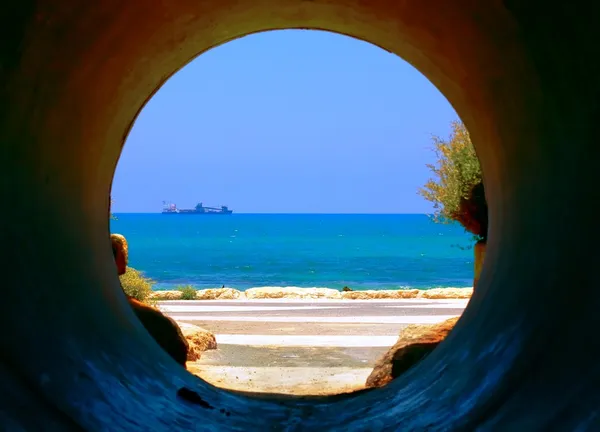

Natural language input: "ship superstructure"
[162,201,233,215]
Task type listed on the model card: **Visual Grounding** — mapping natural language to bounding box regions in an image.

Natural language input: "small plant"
[419,121,487,241]
[177,285,198,300]
[119,267,154,303]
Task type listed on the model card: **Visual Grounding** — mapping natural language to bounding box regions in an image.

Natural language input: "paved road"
[160,299,468,394]
[161,298,467,337]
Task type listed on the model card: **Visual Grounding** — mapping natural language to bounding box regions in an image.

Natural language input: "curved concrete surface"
[1,1,599,430]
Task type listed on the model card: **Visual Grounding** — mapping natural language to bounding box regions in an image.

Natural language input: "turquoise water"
[110,214,475,291]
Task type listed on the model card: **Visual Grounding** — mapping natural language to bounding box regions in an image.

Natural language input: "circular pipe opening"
[112,28,473,396]
[2,1,595,430]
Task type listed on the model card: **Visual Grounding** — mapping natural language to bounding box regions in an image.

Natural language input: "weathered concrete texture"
[473,241,486,289]
[2,0,600,431]
[149,287,472,301]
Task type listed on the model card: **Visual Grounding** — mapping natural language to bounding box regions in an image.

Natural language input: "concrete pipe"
[1,0,599,430]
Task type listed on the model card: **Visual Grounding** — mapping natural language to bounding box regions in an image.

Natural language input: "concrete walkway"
[160,299,468,395]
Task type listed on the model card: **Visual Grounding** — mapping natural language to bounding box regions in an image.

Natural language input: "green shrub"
[176,285,197,300]
[419,121,487,240]
[177,285,198,300]
[119,267,154,302]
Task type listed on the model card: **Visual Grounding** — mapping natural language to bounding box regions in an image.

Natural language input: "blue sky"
[112,30,458,213]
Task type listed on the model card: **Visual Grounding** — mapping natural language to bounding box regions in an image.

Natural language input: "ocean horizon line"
[112,212,434,216]
[152,284,473,292]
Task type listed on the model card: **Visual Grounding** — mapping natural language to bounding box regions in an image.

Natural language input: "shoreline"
[149,286,473,301]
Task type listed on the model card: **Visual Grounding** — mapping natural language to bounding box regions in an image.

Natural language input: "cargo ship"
[162,201,233,215]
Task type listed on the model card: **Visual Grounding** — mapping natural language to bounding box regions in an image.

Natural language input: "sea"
[110,214,475,291]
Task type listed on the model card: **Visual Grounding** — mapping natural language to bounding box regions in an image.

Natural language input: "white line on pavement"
[214,334,399,347]
[160,305,341,313]
[171,315,458,324]
[382,303,468,309]
[159,298,469,305]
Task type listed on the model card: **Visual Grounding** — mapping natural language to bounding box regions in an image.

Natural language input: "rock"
[244,287,341,299]
[128,296,189,367]
[342,286,353,292]
[110,233,128,276]
[365,316,460,388]
[177,322,217,361]
[110,236,189,366]
[195,288,242,300]
[149,290,183,300]
[148,287,473,300]
[341,289,419,300]
[149,288,243,300]
[418,288,473,299]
